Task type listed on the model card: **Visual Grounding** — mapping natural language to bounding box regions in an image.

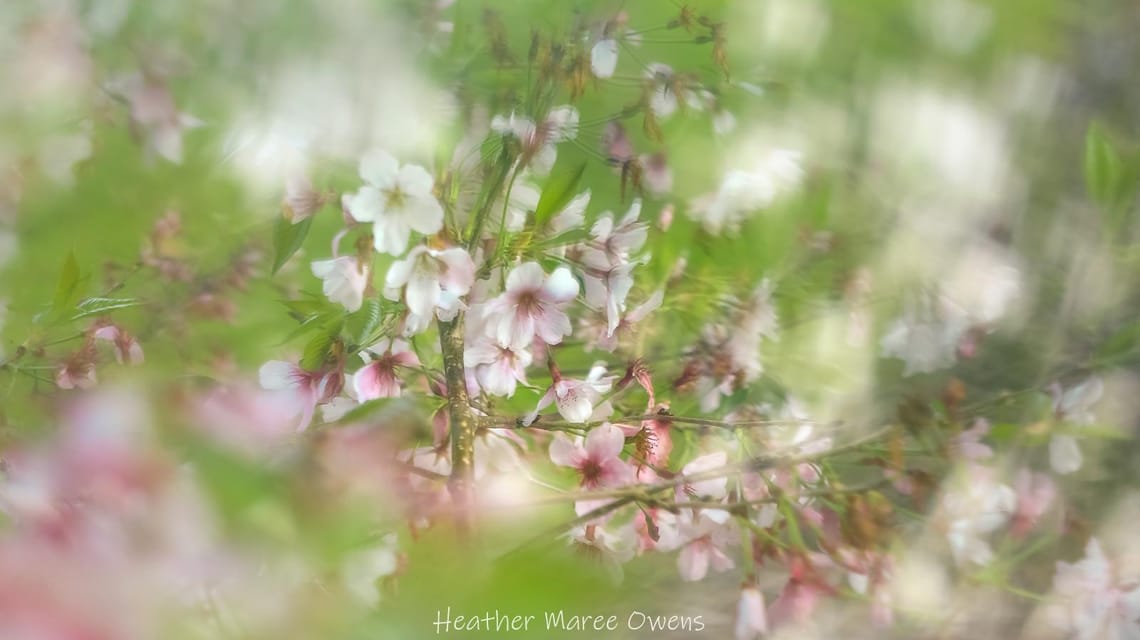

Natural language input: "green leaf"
[1094,320,1140,366]
[52,252,81,313]
[352,298,383,345]
[779,498,806,548]
[299,318,343,370]
[70,297,143,320]
[533,163,586,227]
[271,215,314,274]
[1084,122,1122,207]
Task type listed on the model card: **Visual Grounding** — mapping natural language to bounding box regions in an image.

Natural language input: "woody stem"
[441,150,515,538]
[439,315,476,537]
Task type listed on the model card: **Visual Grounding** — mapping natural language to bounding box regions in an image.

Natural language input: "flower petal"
[359,150,399,188]
[590,39,619,78]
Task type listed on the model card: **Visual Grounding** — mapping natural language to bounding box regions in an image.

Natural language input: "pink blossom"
[583,288,664,352]
[589,199,648,265]
[677,512,736,581]
[491,106,578,176]
[568,523,637,582]
[549,423,631,491]
[484,262,579,349]
[525,363,613,424]
[258,360,342,431]
[1049,376,1104,475]
[768,555,835,628]
[113,73,203,164]
[1048,538,1140,639]
[311,256,369,312]
[735,585,769,639]
[581,255,640,338]
[464,338,531,397]
[91,325,144,366]
[676,452,729,504]
[352,339,420,401]
[55,346,97,390]
[1010,469,1055,538]
[954,418,993,460]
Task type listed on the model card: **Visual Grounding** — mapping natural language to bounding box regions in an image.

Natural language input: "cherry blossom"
[735,585,769,639]
[384,245,475,330]
[258,360,342,431]
[549,423,632,491]
[1047,538,1140,640]
[463,338,532,397]
[568,523,637,581]
[589,199,648,264]
[283,172,325,223]
[491,106,579,176]
[1049,376,1104,475]
[112,73,203,164]
[92,323,144,365]
[687,150,804,234]
[526,363,614,425]
[55,345,97,390]
[1010,469,1055,538]
[311,256,369,312]
[767,554,836,629]
[483,262,579,349]
[352,339,420,401]
[880,295,968,376]
[343,150,444,255]
[676,511,736,581]
[676,451,729,506]
[938,465,1015,565]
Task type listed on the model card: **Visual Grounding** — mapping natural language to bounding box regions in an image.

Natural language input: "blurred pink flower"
[258,360,341,431]
[311,256,369,312]
[92,324,144,366]
[735,585,769,639]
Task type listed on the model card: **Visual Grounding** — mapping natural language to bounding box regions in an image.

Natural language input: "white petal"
[384,255,415,291]
[259,360,298,390]
[1050,435,1083,474]
[359,150,399,188]
[345,186,382,223]
[506,262,546,293]
[405,267,442,320]
[590,39,619,78]
[542,267,580,303]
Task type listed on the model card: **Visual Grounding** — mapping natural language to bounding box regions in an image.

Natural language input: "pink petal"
[735,587,768,639]
[678,543,710,581]
[549,433,585,468]
[353,362,400,401]
[585,423,625,461]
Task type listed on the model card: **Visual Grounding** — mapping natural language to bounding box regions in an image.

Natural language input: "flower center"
[580,458,603,487]
[383,186,407,210]
[516,291,542,315]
